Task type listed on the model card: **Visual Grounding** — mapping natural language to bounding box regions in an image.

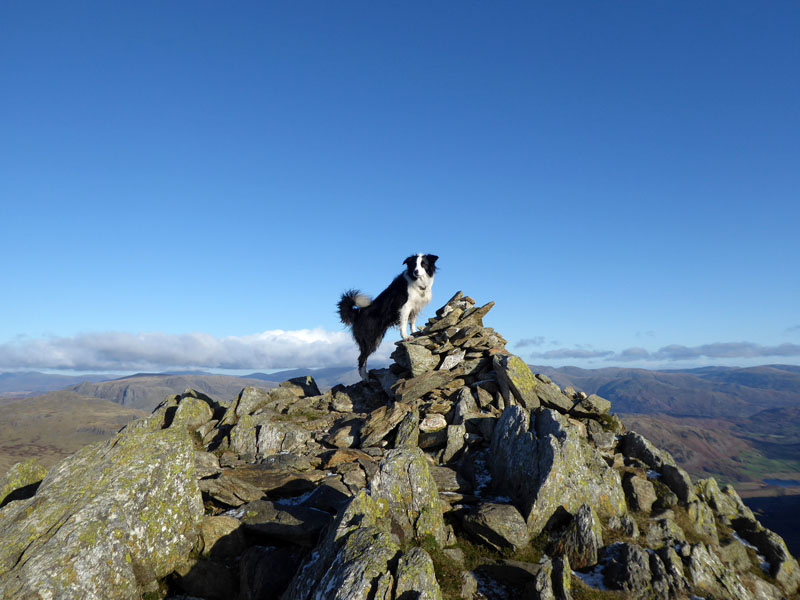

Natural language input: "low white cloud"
[0,329,395,372]
[531,341,800,364]
[529,347,615,360]
[650,342,800,361]
[515,336,546,348]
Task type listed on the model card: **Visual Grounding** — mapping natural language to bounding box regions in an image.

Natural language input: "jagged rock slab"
[0,427,203,600]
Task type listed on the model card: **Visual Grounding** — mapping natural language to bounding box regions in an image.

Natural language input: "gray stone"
[457,301,495,329]
[280,375,321,397]
[443,424,466,463]
[282,449,446,600]
[229,414,259,458]
[420,412,448,433]
[644,516,686,550]
[619,431,676,470]
[199,516,246,558]
[394,547,443,600]
[570,394,611,418]
[623,474,657,513]
[493,355,540,410]
[452,387,479,425]
[311,526,401,600]
[600,542,654,596]
[462,503,530,551]
[553,504,603,569]
[660,463,697,504]
[685,543,754,600]
[439,349,466,371]
[369,448,448,546]
[608,514,640,538]
[199,474,264,507]
[732,516,800,593]
[393,369,460,403]
[360,402,411,447]
[535,382,574,412]
[395,408,420,448]
[257,421,311,457]
[325,419,361,448]
[172,395,214,431]
[194,451,222,479]
[393,342,440,377]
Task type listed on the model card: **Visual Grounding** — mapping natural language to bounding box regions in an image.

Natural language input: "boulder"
[394,547,443,600]
[493,355,540,410]
[172,395,214,431]
[622,474,657,513]
[393,342,440,377]
[570,394,611,418]
[257,420,311,457]
[552,504,603,569]
[0,427,203,600]
[369,448,448,546]
[489,406,627,535]
[462,503,530,551]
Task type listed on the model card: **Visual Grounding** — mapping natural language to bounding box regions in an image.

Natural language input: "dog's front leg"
[409,312,419,334]
[399,306,412,340]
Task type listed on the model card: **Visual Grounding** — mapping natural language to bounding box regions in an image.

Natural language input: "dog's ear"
[403,256,416,268]
[427,254,439,265]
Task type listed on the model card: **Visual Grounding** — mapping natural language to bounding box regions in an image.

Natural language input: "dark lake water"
[743,495,800,557]
[763,479,800,487]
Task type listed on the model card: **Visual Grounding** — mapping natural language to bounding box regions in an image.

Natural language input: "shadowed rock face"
[0,292,797,600]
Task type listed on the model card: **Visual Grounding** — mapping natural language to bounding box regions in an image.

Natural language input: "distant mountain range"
[532,364,800,418]
[3,364,799,416]
[2,363,800,493]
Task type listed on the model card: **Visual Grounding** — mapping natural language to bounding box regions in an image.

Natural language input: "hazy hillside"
[533,364,800,418]
[0,371,111,398]
[245,366,361,390]
[0,391,146,474]
[70,373,279,412]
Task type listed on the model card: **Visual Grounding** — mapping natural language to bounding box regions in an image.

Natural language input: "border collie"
[338,253,438,381]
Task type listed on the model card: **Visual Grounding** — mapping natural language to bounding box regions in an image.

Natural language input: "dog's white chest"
[407,281,433,314]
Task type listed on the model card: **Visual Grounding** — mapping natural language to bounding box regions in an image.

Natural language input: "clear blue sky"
[1,1,798,373]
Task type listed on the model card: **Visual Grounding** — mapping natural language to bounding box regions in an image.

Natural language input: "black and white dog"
[338,253,438,380]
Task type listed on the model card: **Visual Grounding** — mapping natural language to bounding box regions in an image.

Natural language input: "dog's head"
[403,254,438,281]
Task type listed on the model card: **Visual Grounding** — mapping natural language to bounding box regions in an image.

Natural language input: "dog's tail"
[338,289,372,326]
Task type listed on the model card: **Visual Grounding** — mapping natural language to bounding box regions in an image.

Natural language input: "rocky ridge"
[0,291,798,599]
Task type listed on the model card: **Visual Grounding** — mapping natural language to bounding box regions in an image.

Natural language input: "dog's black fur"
[338,253,438,380]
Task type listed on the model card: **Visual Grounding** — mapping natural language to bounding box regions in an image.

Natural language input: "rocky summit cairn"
[1,291,798,600]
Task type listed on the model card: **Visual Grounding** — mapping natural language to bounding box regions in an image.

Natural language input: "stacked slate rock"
[0,292,798,600]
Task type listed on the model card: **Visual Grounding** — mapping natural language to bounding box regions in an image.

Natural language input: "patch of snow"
[222,507,247,519]
[573,565,608,591]
[472,457,492,496]
[733,532,770,573]
[473,571,512,600]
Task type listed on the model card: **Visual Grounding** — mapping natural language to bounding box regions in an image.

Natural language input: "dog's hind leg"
[358,350,369,381]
